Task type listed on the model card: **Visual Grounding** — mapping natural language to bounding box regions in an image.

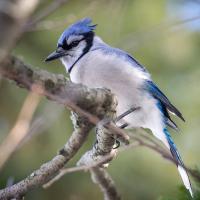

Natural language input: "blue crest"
[57,18,97,46]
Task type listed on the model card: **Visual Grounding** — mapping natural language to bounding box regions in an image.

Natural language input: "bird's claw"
[113,139,121,149]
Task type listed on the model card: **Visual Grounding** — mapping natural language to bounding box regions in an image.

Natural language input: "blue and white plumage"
[45,18,193,197]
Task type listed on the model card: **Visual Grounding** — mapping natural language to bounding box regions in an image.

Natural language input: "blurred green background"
[0,0,200,199]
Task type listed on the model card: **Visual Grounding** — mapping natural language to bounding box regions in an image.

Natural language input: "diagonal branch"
[43,142,140,188]
[0,113,93,199]
[0,56,115,118]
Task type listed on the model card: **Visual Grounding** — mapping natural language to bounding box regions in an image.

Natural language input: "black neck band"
[68,32,94,74]
[68,51,89,73]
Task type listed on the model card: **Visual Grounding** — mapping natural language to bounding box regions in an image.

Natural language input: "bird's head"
[45,18,96,71]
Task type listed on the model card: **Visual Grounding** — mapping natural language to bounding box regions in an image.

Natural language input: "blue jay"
[45,18,193,197]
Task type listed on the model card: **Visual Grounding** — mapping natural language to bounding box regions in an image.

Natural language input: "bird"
[45,18,193,197]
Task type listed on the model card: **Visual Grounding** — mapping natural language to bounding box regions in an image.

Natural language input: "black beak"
[45,47,66,62]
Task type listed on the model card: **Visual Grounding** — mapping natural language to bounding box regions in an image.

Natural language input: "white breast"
[69,50,157,126]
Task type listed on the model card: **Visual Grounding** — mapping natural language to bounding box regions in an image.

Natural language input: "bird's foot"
[95,107,140,150]
[113,139,121,149]
[118,122,129,129]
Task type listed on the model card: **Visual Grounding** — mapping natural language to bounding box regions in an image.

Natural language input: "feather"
[164,129,193,197]
[58,18,97,47]
[167,118,179,131]
[158,101,179,131]
[145,80,185,121]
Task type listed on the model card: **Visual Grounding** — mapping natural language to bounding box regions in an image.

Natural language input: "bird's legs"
[94,107,140,150]
[113,107,140,149]
[114,107,140,123]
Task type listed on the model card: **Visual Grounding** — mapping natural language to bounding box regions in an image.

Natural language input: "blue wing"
[92,44,184,125]
[145,80,185,128]
[91,44,148,73]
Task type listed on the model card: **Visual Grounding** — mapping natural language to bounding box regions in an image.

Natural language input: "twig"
[0,92,40,170]
[43,150,117,188]
[129,130,175,164]
[43,142,139,188]
[58,128,199,192]
[44,125,199,190]
[133,131,200,183]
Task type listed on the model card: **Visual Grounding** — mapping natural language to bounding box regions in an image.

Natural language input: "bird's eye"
[71,41,79,47]
[61,41,68,50]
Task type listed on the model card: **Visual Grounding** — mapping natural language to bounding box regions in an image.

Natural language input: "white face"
[60,35,87,71]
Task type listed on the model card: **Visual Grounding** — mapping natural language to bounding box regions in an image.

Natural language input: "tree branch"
[44,100,121,200]
[43,142,140,189]
[90,168,121,200]
[76,116,121,200]
[0,56,116,118]
[0,56,129,145]
[0,113,93,199]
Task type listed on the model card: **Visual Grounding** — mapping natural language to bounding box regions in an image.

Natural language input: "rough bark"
[0,113,93,199]
[0,56,116,119]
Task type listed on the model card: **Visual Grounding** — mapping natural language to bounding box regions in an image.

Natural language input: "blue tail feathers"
[164,128,193,197]
[164,128,183,166]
